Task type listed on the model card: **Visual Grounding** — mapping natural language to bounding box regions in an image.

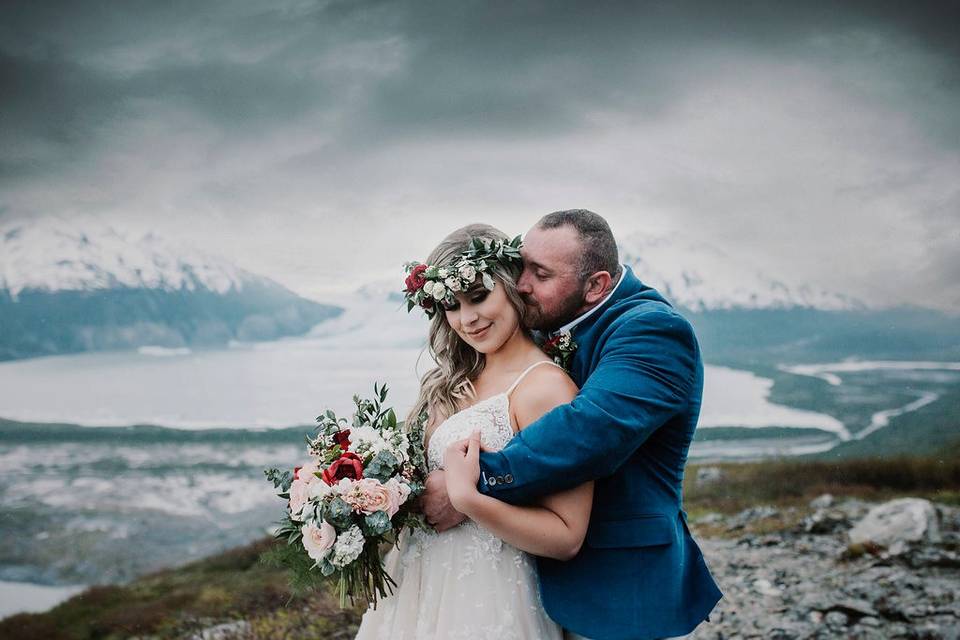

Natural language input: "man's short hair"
[537,209,620,281]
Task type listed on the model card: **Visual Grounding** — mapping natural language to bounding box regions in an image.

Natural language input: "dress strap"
[505,360,564,397]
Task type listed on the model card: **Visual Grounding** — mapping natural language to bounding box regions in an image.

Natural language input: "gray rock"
[904,546,960,568]
[849,498,940,553]
[753,578,783,597]
[828,598,879,618]
[824,610,849,627]
[802,508,851,535]
[727,505,779,530]
[810,493,834,509]
[189,621,251,640]
[695,512,724,524]
[696,466,724,485]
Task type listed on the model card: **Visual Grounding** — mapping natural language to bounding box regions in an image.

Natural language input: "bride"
[354,224,592,640]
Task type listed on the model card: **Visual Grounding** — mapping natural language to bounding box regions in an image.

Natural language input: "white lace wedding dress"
[354,361,564,640]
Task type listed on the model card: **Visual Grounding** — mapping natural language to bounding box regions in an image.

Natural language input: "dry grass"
[684,447,960,516]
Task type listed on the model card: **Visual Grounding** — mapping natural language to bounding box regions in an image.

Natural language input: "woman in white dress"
[354,224,593,640]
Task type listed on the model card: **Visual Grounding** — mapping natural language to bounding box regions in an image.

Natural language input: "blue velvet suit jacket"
[478,266,722,640]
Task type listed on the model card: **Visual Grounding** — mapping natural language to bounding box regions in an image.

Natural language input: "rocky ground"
[688,495,960,640]
[5,478,958,639]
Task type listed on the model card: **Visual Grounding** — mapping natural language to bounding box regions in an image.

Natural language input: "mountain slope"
[0,216,341,361]
[619,231,864,311]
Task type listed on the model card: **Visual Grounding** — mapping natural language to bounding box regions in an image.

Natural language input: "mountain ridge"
[0,216,341,361]
[619,231,866,312]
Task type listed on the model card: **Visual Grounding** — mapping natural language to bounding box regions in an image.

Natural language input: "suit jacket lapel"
[568,266,665,384]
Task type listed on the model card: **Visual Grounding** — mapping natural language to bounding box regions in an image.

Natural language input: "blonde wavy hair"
[405,224,527,432]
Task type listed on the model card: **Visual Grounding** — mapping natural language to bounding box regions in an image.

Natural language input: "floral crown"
[403,235,523,317]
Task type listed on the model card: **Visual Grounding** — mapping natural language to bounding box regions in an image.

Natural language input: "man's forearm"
[478,311,698,504]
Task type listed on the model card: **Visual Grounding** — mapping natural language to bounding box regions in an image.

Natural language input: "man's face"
[517,225,588,332]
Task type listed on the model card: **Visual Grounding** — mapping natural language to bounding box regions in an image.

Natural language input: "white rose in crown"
[445,277,461,292]
[458,265,476,282]
[431,283,447,300]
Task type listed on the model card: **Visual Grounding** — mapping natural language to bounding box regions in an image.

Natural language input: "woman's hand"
[443,430,483,514]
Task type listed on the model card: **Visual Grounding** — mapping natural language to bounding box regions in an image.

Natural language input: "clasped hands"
[420,430,489,532]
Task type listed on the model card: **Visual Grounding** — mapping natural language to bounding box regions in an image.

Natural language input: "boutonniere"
[541,330,578,370]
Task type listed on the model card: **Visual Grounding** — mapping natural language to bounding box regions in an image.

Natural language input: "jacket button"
[488,477,497,486]
[496,475,504,484]
[504,474,514,483]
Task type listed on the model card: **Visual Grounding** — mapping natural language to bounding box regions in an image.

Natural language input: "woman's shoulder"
[509,361,578,429]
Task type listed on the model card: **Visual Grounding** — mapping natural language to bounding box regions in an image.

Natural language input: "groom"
[422,209,722,640]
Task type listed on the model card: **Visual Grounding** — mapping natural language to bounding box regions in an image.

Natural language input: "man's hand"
[421,469,468,532]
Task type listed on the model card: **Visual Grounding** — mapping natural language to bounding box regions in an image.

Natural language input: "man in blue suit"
[422,209,722,640]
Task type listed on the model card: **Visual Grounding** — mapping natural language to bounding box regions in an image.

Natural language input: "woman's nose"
[461,306,480,324]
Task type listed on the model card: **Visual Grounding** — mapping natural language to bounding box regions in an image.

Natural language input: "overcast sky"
[2,0,958,310]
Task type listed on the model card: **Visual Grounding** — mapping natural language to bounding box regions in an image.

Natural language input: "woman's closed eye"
[469,290,489,304]
[444,290,489,311]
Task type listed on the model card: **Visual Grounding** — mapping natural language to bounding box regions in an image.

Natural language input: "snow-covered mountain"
[619,231,865,311]
[1,215,268,300]
[0,216,341,361]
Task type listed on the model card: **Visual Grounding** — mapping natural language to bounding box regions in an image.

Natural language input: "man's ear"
[582,271,614,305]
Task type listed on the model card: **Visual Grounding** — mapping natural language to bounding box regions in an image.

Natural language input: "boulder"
[810,493,834,509]
[848,498,940,554]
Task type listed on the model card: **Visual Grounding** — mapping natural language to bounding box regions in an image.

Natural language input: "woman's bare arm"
[444,366,593,560]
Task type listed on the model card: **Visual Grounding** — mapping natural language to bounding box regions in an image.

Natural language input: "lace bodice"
[424,360,564,471]
[426,392,515,472]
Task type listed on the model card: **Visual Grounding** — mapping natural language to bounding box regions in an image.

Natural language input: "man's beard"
[521,290,587,333]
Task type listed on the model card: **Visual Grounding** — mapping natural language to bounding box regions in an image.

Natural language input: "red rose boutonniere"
[542,330,578,370]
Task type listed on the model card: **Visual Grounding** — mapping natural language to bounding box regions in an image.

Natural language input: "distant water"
[0,581,86,618]
[0,338,836,433]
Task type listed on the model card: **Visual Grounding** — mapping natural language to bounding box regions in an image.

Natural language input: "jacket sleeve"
[477,308,699,505]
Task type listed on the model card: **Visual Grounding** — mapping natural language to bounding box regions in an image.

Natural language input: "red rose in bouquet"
[333,429,351,450]
[322,451,365,485]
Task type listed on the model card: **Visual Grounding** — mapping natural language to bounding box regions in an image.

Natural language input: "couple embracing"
[355,209,722,640]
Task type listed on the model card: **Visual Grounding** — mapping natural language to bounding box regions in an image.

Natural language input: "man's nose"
[517,270,533,294]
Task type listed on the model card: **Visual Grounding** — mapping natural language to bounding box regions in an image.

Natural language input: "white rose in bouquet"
[301,520,337,562]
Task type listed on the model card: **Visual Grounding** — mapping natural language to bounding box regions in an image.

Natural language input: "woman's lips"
[467,324,491,338]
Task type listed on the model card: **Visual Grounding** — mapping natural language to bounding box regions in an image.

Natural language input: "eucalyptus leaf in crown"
[403,235,523,317]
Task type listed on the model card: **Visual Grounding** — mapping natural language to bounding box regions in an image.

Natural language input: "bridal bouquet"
[263,384,428,608]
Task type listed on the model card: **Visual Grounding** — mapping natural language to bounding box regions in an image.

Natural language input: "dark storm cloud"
[5,0,958,166]
[1,0,957,309]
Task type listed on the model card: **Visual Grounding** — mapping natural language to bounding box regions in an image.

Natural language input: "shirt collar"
[555,266,627,336]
